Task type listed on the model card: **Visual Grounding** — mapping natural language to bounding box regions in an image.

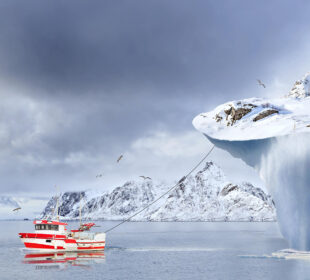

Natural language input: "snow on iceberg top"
[193,73,310,141]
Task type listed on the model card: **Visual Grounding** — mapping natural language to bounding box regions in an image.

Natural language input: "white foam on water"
[240,249,310,261]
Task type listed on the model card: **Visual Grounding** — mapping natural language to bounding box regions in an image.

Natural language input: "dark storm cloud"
[0,0,308,96]
[0,0,309,194]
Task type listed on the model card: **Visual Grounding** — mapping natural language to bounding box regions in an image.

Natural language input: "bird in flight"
[257,79,266,88]
[117,155,123,163]
[13,207,21,212]
[96,174,103,178]
[140,176,152,180]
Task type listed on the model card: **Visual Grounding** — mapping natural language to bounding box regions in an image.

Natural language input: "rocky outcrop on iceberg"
[288,72,310,98]
[40,162,275,222]
[193,72,310,250]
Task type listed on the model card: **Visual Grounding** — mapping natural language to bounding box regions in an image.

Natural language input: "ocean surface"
[1,221,310,280]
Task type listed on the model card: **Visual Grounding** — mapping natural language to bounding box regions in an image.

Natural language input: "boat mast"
[55,195,59,221]
[79,193,82,226]
[55,185,60,221]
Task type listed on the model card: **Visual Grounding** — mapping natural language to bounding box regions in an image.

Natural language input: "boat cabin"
[34,220,67,235]
[35,224,59,231]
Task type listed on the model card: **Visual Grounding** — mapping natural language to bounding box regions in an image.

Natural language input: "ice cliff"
[193,72,310,250]
[41,162,275,222]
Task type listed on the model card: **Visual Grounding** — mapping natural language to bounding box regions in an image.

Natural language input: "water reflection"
[23,251,105,270]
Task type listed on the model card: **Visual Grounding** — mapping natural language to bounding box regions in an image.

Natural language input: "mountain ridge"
[40,161,276,222]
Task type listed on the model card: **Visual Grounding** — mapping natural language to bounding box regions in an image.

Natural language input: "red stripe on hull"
[64,239,76,243]
[19,233,66,239]
[24,242,65,250]
[24,243,55,249]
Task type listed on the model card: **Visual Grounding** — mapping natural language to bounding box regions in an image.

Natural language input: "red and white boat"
[19,220,106,252]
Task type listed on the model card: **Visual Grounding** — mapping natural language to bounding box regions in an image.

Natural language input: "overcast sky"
[1,1,310,216]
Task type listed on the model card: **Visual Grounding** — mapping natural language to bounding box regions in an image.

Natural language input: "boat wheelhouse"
[19,220,106,252]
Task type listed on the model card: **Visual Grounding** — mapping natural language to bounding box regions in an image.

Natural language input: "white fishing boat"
[19,220,106,251]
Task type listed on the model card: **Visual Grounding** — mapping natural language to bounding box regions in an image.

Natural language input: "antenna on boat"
[54,185,60,221]
[79,192,82,226]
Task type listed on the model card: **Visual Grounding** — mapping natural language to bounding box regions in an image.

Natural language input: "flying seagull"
[117,155,123,163]
[257,79,266,88]
[13,207,21,212]
[96,174,103,178]
[140,176,152,180]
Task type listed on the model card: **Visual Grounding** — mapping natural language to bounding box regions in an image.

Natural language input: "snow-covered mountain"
[41,161,275,222]
[193,72,310,250]
[148,163,274,222]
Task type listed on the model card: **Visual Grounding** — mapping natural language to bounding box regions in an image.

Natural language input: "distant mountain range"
[40,161,276,222]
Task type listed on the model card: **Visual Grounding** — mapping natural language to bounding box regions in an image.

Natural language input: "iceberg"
[193,73,310,250]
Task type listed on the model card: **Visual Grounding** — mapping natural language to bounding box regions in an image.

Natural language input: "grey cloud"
[0,0,308,96]
[0,0,309,195]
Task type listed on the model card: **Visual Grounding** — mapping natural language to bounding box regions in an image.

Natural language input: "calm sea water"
[0,221,310,280]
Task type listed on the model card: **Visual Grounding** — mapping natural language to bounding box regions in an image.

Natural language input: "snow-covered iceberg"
[193,73,310,250]
[41,161,275,222]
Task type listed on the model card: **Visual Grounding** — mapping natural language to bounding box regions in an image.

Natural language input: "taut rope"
[104,145,215,233]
